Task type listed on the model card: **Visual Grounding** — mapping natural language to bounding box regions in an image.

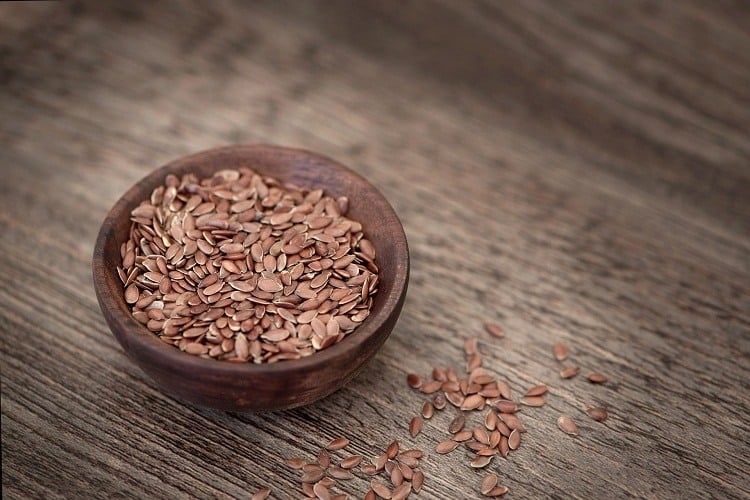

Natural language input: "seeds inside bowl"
[118,167,379,363]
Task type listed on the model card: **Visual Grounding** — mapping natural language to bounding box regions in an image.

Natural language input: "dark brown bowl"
[92,145,409,412]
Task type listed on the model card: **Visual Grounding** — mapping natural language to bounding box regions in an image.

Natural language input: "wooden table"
[2,1,749,498]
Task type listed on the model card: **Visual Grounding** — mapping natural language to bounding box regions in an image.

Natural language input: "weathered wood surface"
[1,1,749,498]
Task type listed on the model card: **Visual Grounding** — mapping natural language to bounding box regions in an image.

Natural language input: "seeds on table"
[559,365,581,379]
[326,437,350,451]
[484,322,505,338]
[553,341,569,361]
[121,168,378,363]
[587,407,609,422]
[409,416,423,437]
[587,372,609,384]
[557,415,579,435]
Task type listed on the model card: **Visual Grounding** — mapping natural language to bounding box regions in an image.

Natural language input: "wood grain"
[1,1,749,498]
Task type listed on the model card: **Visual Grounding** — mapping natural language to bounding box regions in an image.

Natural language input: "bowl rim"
[92,144,409,377]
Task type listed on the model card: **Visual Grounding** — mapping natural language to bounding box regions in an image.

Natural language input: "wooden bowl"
[92,145,409,412]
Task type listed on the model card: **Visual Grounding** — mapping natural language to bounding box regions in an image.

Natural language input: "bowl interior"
[93,145,409,383]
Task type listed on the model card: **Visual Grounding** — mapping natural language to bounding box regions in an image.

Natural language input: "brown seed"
[499,437,509,457]
[340,455,363,469]
[301,469,325,483]
[524,384,548,397]
[499,413,526,432]
[313,482,331,500]
[508,429,521,450]
[361,464,378,475]
[390,466,403,487]
[587,407,609,422]
[251,488,271,500]
[454,430,473,441]
[436,440,459,454]
[470,455,493,468]
[484,322,505,338]
[433,394,447,410]
[495,401,519,414]
[461,393,485,411]
[285,458,307,469]
[326,437,350,451]
[400,449,423,459]
[496,381,512,400]
[473,427,490,445]
[407,373,422,388]
[318,449,331,468]
[486,485,509,497]
[553,341,568,361]
[409,416,423,437]
[391,483,411,500]
[448,414,466,434]
[432,367,447,381]
[420,380,443,394]
[374,454,388,471]
[328,466,354,480]
[557,415,579,435]
[371,480,392,499]
[481,474,498,495]
[386,440,400,459]
[521,396,546,407]
[397,455,419,468]
[484,410,498,431]
[124,284,139,304]
[422,401,434,419]
[446,391,464,408]
[365,490,377,500]
[413,470,424,493]
[489,430,501,448]
[587,372,609,384]
[560,365,581,379]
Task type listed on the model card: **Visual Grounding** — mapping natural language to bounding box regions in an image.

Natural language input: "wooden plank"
[1,1,749,498]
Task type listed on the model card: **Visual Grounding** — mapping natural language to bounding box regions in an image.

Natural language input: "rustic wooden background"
[2,1,749,498]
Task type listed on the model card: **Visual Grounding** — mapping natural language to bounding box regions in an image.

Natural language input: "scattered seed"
[524,384,548,397]
[508,429,521,450]
[470,455,493,468]
[448,414,466,434]
[326,438,350,451]
[587,372,608,384]
[486,485,509,497]
[339,455,362,469]
[587,407,609,422]
[409,416,423,437]
[553,341,569,361]
[407,373,422,388]
[386,440,400,459]
[495,401,519,414]
[251,488,270,500]
[318,449,331,468]
[481,474,498,495]
[328,466,354,480]
[301,469,325,483]
[520,396,546,407]
[413,471,424,493]
[433,394,447,410]
[371,480,392,499]
[365,490,377,500]
[313,481,331,500]
[454,430,473,441]
[420,380,443,394]
[560,366,581,379]
[392,482,411,500]
[422,401,434,419]
[484,322,505,338]
[557,415,579,435]
[436,440,459,454]
[285,458,307,469]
